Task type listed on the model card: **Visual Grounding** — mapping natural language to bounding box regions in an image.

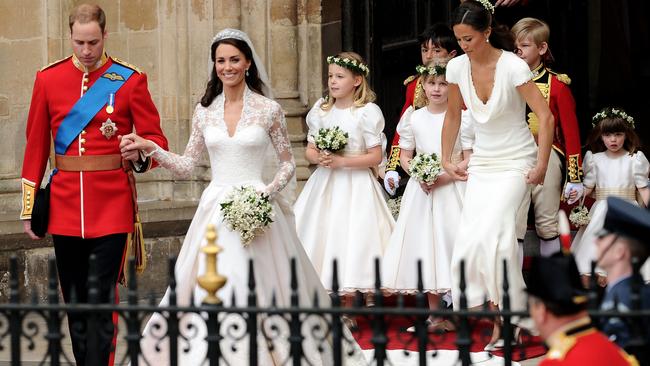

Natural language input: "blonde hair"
[511,17,550,45]
[321,51,376,111]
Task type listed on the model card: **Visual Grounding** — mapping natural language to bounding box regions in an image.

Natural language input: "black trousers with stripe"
[53,233,126,366]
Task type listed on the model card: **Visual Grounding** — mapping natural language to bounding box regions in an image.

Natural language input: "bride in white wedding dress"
[120,29,365,366]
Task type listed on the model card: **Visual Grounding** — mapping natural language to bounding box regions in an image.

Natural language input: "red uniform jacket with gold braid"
[527,64,583,183]
[540,320,637,366]
[20,54,168,238]
[386,75,426,171]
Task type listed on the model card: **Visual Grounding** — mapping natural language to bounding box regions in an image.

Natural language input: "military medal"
[100,118,118,139]
[105,93,115,114]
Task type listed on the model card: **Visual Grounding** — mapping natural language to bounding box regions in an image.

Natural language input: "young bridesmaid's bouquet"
[313,126,349,152]
[569,204,590,227]
[220,186,274,246]
[408,153,442,184]
[386,196,402,220]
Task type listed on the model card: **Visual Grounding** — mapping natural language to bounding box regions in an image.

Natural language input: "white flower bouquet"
[220,186,274,246]
[569,205,590,227]
[313,126,349,152]
[386,196,402,220]
[408,153,442,184]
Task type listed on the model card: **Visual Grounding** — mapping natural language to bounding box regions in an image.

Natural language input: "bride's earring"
[245,69,249,77]
[485,37,489,43]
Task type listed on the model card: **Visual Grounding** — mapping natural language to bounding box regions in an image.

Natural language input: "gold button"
[80,138,86,144]
[83,86,88,91]
[81,130,87,135]
[80,147,86,153]
[83,78,89,83]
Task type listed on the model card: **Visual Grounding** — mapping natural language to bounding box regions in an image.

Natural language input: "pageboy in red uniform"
[383,24,460,195]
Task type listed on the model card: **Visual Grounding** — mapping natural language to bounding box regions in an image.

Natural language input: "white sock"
[540,237,561,257]
[442,292,453,307]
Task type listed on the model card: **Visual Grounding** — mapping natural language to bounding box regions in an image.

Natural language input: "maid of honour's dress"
[138,86,365,365]
[446,51,538,312]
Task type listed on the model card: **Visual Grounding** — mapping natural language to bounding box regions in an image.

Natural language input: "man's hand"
[23,220,42,240]
[119,133,154,161]
[384,171,400,196]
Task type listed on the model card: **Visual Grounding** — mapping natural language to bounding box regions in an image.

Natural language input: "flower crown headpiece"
[591,107,635,129]
[415,64,446,77]
[327,55,370,76]
[477,0,495,14]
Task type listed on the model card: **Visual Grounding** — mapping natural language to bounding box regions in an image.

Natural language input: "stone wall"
[0,0,342,301]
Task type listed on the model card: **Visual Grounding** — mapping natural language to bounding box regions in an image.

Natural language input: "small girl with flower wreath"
[381,60,467,332]
[294,52,395,304]
[571,107,649,284]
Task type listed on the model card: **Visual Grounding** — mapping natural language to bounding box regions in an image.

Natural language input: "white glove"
[384,170,400,196]
[564,182,584,205]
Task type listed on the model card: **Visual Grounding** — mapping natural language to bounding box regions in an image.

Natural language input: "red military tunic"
[386,74,427,171]
[540,317,638,366]
[20,53,168,238]
[527,64,583,183]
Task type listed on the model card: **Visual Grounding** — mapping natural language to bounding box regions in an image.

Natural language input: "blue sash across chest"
[54,63,134,154]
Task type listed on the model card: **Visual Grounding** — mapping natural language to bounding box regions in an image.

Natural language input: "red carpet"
[345,296,547,362]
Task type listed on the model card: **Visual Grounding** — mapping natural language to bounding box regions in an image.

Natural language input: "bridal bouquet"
[408,153,442,184]
[313,126,349,152]
[220,186,274,246]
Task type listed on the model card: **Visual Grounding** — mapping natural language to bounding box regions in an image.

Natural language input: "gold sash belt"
[594,187,636,201]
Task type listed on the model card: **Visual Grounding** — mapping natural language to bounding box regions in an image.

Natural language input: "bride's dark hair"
[200,38,264,107]
[451,0,514,52]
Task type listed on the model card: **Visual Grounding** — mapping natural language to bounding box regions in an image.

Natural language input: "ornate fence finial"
[198,224,227,305]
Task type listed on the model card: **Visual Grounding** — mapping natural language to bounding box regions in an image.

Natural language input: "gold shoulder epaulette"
[40,56,72,72]
[546,333,576,361]
[548,68,571,85]
[403,74,417,86]
[112,57,142,74]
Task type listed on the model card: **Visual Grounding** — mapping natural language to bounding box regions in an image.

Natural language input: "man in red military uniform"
[20,4,168,365]
[383,24,460,195]
[512,18,584,256]
[527,254,638,366]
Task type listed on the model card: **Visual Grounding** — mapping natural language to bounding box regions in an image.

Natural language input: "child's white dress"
[381,107,465,293]
[294,99,395,292]
[571,150,649,275]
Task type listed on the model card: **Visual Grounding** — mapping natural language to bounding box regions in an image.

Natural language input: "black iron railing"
[1,254,649,365]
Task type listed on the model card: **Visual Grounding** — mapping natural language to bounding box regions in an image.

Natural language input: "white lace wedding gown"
[138,86,365,365]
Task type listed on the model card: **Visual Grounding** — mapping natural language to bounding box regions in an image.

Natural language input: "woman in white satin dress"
[120,29,365,366]
[440,0,554,347]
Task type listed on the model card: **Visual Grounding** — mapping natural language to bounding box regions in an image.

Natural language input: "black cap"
[602,197,650,244]
[526,254,587,311]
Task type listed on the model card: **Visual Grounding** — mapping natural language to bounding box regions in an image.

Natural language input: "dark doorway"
[342,0,650,152]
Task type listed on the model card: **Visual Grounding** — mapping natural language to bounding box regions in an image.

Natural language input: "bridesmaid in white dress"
[571,108,650,280]
[441,0,554,347]
[294,52,395,300]
[120,29,365,366]
[381,62,467,331]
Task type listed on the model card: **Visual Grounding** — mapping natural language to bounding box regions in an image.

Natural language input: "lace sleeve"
[151,105,206,179]
[263,102,296,197]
